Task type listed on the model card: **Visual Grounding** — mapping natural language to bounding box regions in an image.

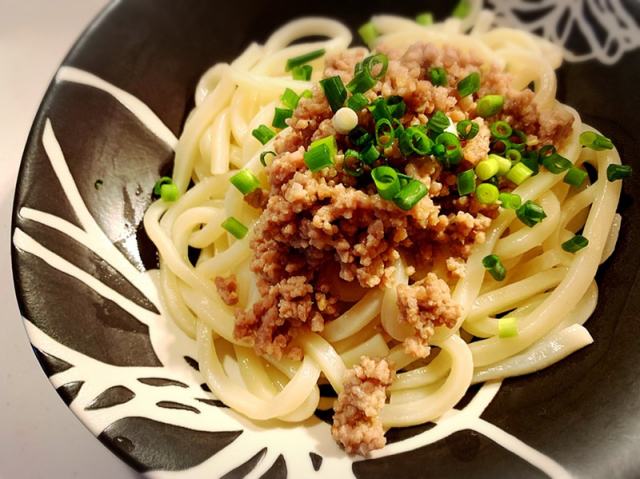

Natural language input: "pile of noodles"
[143,1,622,430]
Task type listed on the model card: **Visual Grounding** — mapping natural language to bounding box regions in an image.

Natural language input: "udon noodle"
[143,1,625,455]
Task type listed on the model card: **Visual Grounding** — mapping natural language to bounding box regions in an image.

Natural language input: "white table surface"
[0,1,142,477]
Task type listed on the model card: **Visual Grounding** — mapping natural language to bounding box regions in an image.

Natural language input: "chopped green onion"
[292,65,312,81]
[399,127,433,156]
[372,166,401,200]
[453,0,472,18]
[285,49,326,72]
[491,138,511,155]
[368,97,392,122]
[230,169,261,195]
[153,176,173,196]
[520,150,540,175]
[427,110,450,136]
[221,216,248,239]
[563,166,588,188]
[476,157,500,180]
[505,149,521,165]
[252,125,276,145]
[348,126,372,147]
[361,143,381,166]
[301,89,313,99]
[476,95,504,117]
[457,72,480,98]
[498,317,518,338]
[538,144,556,158]
[346,93,369,111]
[516,200,547,227]
[457,120,479,140]
[494,154,512,176]
[510,129,527,151]
[343,150,364,176]
[375,118,395,148]
[542,153,572,174]
[304,144,334,172]
[272,108,293,129]
[476,183,499,204]
[94,179,103,190]
[485,175,499,187]
[346,70,377,94]
[498,192,522,210]
[435,132,463,167]
[358,22,378,45]
[457,169,476,196]
[319,76,347,113]
[386,96,407,118]
[260,151,276,167]
[432,143,446,159]
[506,162,533,185]
[482,254,506,281]
[579,131,614,151]
[397,172,413,186]
[280,88,300,110]
[416,12,434,26]
[161,184,179,202]
[394,180,429,211]
[309,135,338,157]
[490,121,513,139]
[562,234,589,253]
[363,53,389,80]
[429,67,447,87]
[607,164,633,181]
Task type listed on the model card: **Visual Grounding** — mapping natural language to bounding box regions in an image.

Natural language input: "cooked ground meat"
[446,256,467,279]
[244,188,268,210]
[397,273,462,358]
[215,275,239,306]
[463,117,491,166]
[375,42,573,147]
[331,356,395,455]
[324,48,368,84]
[233,41,573,360]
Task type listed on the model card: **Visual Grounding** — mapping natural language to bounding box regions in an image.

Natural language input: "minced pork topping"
[217,40,573,454]
[397,273,462,358]
[331,356,395,455]
[231,41,572,362]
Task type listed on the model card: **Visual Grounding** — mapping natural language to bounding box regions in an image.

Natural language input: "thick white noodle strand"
[197,320,320,420]
[470,148,621,367]
[321,289,384,342]
[472,282,598,382]
[263,18,352,56]
[379,335,473,428]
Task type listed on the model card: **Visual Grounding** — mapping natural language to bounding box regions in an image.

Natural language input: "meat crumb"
[462,117,491,166]
[397,273,461,358]
[331,356,395,455]
[215,275,239,306]
[446,256,467,279]
[244,188,268,210]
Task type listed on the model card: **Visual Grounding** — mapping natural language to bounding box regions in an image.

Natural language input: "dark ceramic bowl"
[11,0,640,477]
